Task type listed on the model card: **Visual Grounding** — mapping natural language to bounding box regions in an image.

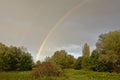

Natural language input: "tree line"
[35,30,120,73]
[0,30,120,73]
[0,44,33,71]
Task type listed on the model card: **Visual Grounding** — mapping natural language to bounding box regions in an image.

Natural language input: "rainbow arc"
[35,0,89,62]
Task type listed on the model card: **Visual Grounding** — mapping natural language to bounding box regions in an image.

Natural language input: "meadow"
[0,69,120,80]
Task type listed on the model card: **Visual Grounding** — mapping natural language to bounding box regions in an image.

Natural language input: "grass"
[0,71,31,80]
[64,69,120,80]
[0,69,120,80]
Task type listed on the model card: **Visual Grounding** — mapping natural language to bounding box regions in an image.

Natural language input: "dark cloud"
[0,0,120,60]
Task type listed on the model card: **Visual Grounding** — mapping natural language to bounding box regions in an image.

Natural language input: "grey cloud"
[0,0,120,60]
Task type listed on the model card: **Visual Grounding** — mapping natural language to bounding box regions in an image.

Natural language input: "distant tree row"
[0,43,33,71]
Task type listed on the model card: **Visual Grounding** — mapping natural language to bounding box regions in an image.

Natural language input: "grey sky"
[0,0,120,60]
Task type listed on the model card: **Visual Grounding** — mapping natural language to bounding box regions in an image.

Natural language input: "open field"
[0,69,120,80]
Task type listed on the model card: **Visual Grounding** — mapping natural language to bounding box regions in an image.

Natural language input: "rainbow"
[35,0,89,62]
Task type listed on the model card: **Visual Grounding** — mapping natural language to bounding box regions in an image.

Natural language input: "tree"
[66,55,75,68]
[50,50,67,68]
[0,43,33,71]
[74,57,82,69]
[81,57,91,70]
[8,46,22,71]
[19,53,33,71]
[90,50,108,72]
[82,43,90,57]
[0,43,8,71]
[96,30,120,72]
[51,50,75,69]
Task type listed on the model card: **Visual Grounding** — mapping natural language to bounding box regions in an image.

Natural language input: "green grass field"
[0,69,120,80]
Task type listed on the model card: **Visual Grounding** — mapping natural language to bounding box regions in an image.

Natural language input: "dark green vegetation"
[31,30,120,79]
[0,69,120,80]
[0,44,33,71]
[93,30,120,72]
[0,30,120,79]
[50,50,75,69]
[41,30,120,73]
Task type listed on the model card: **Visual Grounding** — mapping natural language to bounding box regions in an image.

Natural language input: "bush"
[90,51,108,72]
[0,43,33,71]
[50,50,75,69]
[31,61,62,78]
[81,57,91,70]
[74,57,82,70]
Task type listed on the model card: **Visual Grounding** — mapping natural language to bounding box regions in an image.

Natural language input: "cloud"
[0,0,120,61]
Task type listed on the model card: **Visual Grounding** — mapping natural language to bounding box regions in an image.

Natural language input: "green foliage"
[1,69,120,80]
[73,30,120,72]
[66,55,76,68]
[74,57,82,70]
[51,50,75,69]
[81,57,91,70]
[90,50,108,72]
[19,53,33,71]
[64,69,120,80]
[0,43,33,71]
[96,30,120,72]
[31,61,62,78]
[0,43,8,71]
[96,30,120,55]
[82,43,90,57]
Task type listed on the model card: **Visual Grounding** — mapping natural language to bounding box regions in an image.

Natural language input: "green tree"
[19,53,33,71]
[90,50,108,72]
[51,50,75,69]
[0,43,9,71]
[0,43,33,71]
[74,57,82,70]
[51,50,67,68]
[65,55,75,68]
[82,43,90,57]
[81,57,91,70]
[8,46,22,71]
[96,30,120,72]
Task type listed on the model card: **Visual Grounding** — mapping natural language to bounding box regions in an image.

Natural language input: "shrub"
[81,57,91,70]
[74,57,82,70]
[31,61,62,78]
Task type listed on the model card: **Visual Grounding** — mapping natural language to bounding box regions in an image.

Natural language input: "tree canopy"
[95,30,120,72]
[96,30,120,62]
[0,43,33,71]
[50,50,75,69]
[82,43,90,57]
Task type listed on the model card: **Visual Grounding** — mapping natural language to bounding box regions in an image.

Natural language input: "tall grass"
[0,71,30,80]
[64,69,120,80]
[0,69,120,80]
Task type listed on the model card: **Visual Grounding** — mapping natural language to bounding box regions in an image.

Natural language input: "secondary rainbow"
[35,0,89,62]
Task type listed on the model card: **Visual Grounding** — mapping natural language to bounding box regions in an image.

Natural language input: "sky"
[0,0,120,61]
